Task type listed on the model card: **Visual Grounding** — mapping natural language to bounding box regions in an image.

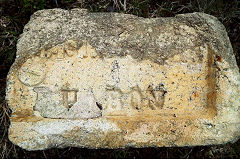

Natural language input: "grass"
[0,0,240,158]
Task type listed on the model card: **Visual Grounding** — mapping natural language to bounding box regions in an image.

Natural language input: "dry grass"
[0,101,14,159]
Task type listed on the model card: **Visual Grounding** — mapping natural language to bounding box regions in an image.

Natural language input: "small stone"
[6,9,240,150]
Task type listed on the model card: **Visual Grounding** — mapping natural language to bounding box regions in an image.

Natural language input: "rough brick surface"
[6,9,240,150]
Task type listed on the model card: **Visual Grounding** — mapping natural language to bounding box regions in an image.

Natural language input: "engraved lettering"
[105,84,166,112]
[61,82,79,109]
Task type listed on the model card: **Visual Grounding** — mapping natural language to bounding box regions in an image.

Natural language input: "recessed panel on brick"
[6,9,240,150]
